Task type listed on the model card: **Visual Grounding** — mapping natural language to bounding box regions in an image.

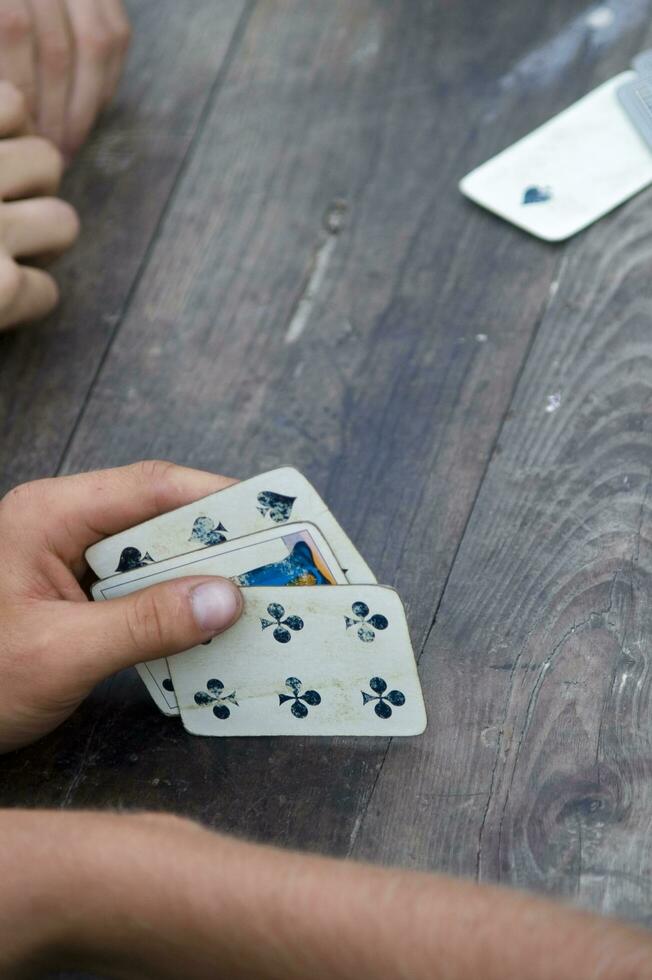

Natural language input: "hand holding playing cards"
[0,80,79,331]
[0,0,131,156]
[0,461,242,752]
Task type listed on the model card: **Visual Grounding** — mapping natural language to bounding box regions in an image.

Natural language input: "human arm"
[0,808,650,979]
[1,462,650,979]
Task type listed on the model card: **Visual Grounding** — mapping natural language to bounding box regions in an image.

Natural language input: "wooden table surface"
[2,0,652,932]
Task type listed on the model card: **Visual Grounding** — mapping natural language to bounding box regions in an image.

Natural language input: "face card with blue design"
[460,73,652,241]
[92,523,349,716]
[168,586,426,737]
[85,467,375,586]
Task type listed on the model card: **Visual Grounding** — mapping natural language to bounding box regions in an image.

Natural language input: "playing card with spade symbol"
[168,586,426,737]
[460,73,652,241]
[85,467,375,585]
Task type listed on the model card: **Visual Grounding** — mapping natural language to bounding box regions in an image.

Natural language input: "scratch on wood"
[346,737,392,857]
[285,200,347,344]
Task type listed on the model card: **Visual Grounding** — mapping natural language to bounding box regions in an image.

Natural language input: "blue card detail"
[189,516,228,546]
[260,603,304,643]
[278,677,321,718]
[362,677,405,719]
[194,678,238,719]
[115,547,155,573]
[236,541,332,588]
[522,185,552,205]
[257,490,296,523]
[344,601,388,642]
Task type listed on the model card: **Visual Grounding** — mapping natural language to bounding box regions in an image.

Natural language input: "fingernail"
[191,581,241,633]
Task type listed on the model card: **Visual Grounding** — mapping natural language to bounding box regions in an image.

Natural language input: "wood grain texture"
[0,0,249,495]
[2,0,652,930]
[17,0,579,824]
[350,79,652,927]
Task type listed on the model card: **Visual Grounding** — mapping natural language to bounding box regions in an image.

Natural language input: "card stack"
[87,468,427,737]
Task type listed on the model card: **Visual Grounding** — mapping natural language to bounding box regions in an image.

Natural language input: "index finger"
[8,460,237,558]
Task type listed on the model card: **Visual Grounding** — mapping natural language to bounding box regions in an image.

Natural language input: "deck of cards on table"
[459,49,652,241]
[87,468,427,737]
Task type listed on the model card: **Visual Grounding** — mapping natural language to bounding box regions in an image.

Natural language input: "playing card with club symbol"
[168,585,426,736]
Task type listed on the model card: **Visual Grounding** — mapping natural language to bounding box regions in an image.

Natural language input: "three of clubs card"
[87,467,426,737]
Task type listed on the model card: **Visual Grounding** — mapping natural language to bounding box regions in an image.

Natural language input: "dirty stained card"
[92,523,349,716]
[169,585,427,737]
[460,73,652,241]
[85,466,376,586]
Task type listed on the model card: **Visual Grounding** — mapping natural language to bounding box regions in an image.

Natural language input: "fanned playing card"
[93,522,348,715]
[86,467,375,585]
[460,73,652,241]
[169,586,426,737]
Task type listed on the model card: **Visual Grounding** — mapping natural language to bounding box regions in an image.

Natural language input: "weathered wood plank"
[6,0,591,836]
[350,64,652,928]
[4,0,650,928]
[0,0,250,495]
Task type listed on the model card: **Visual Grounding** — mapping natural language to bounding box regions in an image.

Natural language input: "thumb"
[58,576,243,683]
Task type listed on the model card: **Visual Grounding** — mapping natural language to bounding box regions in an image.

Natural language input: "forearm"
[11,810,649,980]
[108,830,652,980]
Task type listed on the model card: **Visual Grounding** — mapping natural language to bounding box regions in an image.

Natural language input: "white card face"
[169,586,427,737]
[85,467,376,585]
[93,523,349,714]
[460,73,652,241]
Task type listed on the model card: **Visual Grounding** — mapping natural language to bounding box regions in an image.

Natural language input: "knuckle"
[127,591,168,656]
[38,137,65,183]
[51,199,81,245]
[112,20,131,51]
[0,478,47,520]
[79,28,113,60]
[0,259,22,306]
[40,36,72,76]
[137,459,176,484]
[0,81,27,122]
[0,7,31,42]
[21,137,65,185]
[129,812,197,835]
[41,272,59,310]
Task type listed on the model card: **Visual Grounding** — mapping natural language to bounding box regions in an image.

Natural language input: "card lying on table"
[460,72,652,241]
[93,521,348,715]
[170,586,425,737]
[86,466,375,585]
